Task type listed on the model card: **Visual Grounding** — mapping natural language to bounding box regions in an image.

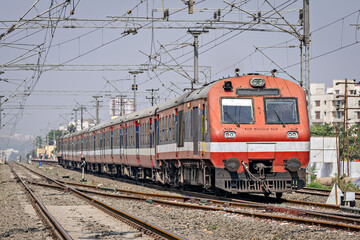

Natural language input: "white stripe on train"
[61,141,309,157]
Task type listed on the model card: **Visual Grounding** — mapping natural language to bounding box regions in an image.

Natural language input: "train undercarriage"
[58,157,305,198]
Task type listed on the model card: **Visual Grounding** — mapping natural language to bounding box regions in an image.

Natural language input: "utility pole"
[336,79,360,176]
[0,96,4,130]
[53,130,56,146]
[93,96,102,124]
[73,108,79,131]
[116,95,127,116]
[187,30,208,91]
[146,88,159,106]
[345,78,349,176]
[129,70,143,111]
[79,106,86,130]
[188,0,194,14]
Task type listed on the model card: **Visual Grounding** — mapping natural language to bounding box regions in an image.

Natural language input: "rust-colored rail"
[18,162,360,232]
[9,164,72,240]
[15,163,184,240]
[300,187,360,200]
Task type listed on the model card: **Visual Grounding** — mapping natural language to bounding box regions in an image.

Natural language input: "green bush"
[306,180,331,190]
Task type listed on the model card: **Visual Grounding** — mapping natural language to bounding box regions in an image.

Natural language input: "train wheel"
[276,192,283,199]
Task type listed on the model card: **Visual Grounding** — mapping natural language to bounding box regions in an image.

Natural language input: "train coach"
[57,73,310,197]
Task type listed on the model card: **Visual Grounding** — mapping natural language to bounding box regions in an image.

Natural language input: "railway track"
[10,162,184,240]
[9,164,72,240]
[17,162,360,232]
[297,187,360,200]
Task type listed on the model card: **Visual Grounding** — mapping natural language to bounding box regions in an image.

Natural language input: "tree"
[34,136,43,148]
[47,129,66,145]
[310,123,335,137]
[68,124,76,133]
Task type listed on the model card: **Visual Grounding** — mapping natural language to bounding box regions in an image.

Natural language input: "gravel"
[19,162,360,239]
[0,163,53,239]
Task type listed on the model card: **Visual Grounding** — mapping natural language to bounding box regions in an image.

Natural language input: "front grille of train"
[224,179,297,192]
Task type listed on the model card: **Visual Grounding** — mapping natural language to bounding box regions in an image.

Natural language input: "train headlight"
[224,131,236,138]
[287,131,298,139]
[249,78,265,88]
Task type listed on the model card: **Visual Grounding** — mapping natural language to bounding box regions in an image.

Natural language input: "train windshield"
[265,98,299,124]
[222,98,254,124]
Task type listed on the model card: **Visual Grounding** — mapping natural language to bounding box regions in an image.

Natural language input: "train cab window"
[265,98,299,124]
[222,98,254,124]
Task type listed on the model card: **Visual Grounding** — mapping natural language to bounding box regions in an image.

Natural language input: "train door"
[177,110,184,147]
[93,133,96,159]
[110,128,113,158]
[136,122,139,157]
[155,115,159,160]
[124,125,127,160]
[120,127,123,158]
[102,131,105,161]
[192,107,199,155]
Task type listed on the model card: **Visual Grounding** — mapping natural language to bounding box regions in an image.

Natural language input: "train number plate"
[224,131,236,138]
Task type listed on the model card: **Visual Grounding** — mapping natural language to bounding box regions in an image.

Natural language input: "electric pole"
[0,96,4,130]
[129,70,143,111]
[116,95,127,116]
[73,108,79,131]
[187,30,208,90]
[93,95,102,124]
[79,105,86,130]
[336,79,360,176]
[146,88,159,106]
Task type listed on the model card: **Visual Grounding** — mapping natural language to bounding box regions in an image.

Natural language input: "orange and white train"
[57,74,310,197]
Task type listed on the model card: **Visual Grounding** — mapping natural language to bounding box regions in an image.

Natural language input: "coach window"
[264,98,299,124]
[222,98,254,124]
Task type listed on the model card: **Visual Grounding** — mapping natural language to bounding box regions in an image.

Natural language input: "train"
[57,73,310,197]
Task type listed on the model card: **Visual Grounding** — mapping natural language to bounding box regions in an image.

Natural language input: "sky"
[0,0,359,149]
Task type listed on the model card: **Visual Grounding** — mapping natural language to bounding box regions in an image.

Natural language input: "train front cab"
[208,75,310,196]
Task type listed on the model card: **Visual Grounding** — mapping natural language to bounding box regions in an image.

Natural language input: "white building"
[310,80,360,126]
[110,97,134,118]
[60,118,96,132]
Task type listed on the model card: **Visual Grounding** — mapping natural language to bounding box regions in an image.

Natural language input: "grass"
[333,176,360,193]
[207,225,217,230]
[306,180,331,190]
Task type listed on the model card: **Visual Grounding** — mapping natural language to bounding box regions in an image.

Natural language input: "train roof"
[81,80,216,134]
[58,74,301,139]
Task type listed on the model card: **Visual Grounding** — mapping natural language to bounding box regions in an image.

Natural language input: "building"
[60,118,97,132]
[0,148,19,161]
[110,97,134,118]
[310,80,360,126]
[36,145,55,159]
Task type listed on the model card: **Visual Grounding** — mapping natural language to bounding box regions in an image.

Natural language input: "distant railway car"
[57,74,310,197]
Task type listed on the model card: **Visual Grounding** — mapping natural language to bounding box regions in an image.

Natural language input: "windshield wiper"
[274,110,285,127]
[224,110,240,127]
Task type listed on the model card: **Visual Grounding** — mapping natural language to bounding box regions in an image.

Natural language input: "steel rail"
[302,187,360,199]
[15,163,184,240]
[18,163,360,231]
[16,162,349,210]
[26,180,360,230]
[8,164,72,240]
